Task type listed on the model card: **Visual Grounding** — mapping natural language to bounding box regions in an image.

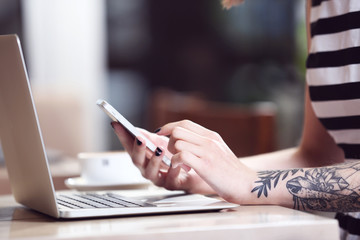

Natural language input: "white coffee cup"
[78,151,148,185]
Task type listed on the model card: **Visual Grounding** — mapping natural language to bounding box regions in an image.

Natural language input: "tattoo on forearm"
[251,169,303,198]
[251,162,360,212]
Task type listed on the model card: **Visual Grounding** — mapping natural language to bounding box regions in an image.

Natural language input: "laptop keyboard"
[56,193,152,209]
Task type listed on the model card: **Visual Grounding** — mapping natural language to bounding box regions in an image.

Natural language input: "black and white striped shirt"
[307,0,360,160]
[306,0,360,239]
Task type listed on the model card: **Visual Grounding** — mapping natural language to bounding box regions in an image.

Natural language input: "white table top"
[0,189,339,240]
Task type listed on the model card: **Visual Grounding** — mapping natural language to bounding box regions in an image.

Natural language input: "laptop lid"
[0,34,59,217]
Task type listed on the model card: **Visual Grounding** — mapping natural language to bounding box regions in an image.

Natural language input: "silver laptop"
[0,34,237,219]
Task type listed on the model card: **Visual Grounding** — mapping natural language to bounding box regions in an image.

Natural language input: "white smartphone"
[96,99,171,167]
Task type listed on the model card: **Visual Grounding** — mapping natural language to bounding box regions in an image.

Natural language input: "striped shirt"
[307,0,360,160]
[306,0,360,238]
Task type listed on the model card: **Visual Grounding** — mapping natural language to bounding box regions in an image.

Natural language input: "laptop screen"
[0,34,59,217]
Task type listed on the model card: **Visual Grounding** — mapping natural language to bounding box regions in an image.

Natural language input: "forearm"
[245,161,360,212]
[240,143,345,172]
[240,148,310,171]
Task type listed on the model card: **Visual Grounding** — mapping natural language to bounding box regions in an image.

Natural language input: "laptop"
[0,34,237,219]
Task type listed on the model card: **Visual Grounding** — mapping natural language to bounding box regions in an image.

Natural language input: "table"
[0,190,340,240]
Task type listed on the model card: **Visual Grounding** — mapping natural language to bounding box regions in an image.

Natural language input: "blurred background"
[0,0,307,164]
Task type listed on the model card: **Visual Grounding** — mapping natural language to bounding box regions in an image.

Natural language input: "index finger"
[156,120,222,142]
[112,121,135,152]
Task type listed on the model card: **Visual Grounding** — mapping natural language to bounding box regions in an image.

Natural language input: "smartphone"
[96,99,171,167]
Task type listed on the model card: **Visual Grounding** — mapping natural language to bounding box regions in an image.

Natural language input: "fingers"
[131,135,147,170]
[138,128,169,147]
[157,120,223,142]
[113,121,203,192]
[163,166,183,190]
[111,122,135,152]
[113,121,190,190]
[169,138,204,160]
[167,127,204,154]
[143,147,166,186]
[163,124,221,166]
[171,151,203,173]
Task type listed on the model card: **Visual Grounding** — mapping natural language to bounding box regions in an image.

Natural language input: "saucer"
[64,177,151,191]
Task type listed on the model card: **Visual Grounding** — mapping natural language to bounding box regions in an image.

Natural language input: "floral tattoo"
[251,162,360,212]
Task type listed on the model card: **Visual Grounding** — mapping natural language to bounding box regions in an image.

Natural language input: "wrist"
[220,166,258,204]
[246,169,304,207]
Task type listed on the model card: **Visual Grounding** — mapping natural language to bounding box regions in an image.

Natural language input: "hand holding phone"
[96,99,172,167]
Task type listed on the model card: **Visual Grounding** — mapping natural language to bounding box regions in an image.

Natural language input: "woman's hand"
[157,120,257,203]
[111,122,215,195]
